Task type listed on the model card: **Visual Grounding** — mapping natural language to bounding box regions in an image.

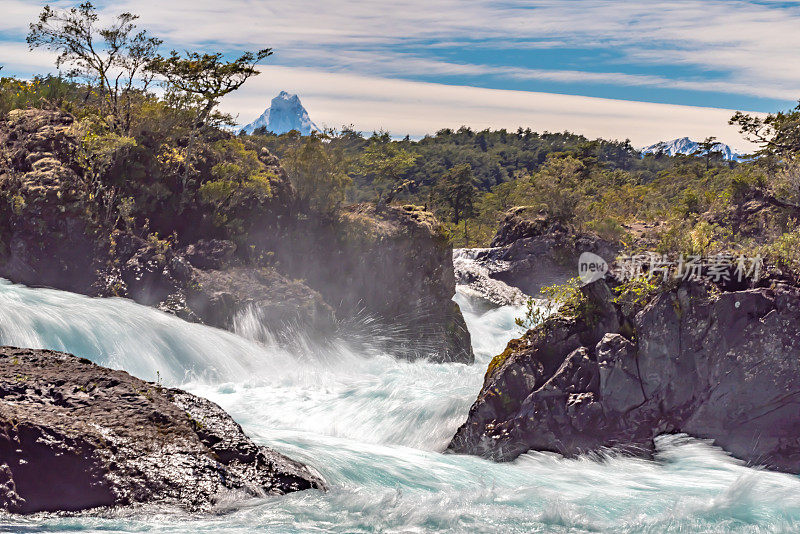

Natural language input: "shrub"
[515,278,585,330]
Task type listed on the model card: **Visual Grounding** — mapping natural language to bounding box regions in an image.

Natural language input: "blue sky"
[2,0,799,149]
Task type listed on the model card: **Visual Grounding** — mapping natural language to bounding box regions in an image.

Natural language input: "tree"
[730,106,800,160]
[198,139,275,234]
[693,136,721,171]
[353,134,418,203]
[513,154,584,223]
[146,48,272,206]
[731,106,800,212]
[283,133,352,216]
[27,2,161,132]
[432,164,478,225]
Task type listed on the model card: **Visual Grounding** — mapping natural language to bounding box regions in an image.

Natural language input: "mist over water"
[1,271,800,533]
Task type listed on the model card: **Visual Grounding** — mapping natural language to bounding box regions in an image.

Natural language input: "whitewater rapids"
[1,272,800,532]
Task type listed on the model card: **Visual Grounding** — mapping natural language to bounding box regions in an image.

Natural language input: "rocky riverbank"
[465,207,619,297]
[449,276,800,473]
[0,346,325,514]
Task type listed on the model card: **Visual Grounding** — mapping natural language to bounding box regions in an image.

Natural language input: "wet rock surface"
[453,248,527,306]
[0,346,325,514]
[449,278,800,473]
[257,204,474,363]
[188,266,336,337]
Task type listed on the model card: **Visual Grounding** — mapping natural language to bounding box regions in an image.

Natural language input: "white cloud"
[111,0,800,100]
[0,0,41,32]
[5,0,797,101]
[0,42,58,74]
[285,49,797,101]
[222,66,762,152]
[0,0,786,147]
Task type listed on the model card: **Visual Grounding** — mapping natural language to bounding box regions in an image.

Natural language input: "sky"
[2,0,800,151]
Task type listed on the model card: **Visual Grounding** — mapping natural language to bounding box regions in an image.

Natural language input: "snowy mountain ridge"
[642,137,746,161]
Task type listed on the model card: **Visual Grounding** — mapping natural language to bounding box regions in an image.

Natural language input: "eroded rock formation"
[477,207,620,296]
[0,109,470,362]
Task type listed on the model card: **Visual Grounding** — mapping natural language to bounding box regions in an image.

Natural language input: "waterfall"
[453,247,530,306]
[1,264,799,532]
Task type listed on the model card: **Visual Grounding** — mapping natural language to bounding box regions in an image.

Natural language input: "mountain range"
[242,91,319,135]
[641,137,746,161]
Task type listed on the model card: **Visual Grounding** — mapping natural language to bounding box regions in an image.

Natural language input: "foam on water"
[1,274,800,533]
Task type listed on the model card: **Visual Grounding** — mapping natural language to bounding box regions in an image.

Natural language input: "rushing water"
[1,271,800,533]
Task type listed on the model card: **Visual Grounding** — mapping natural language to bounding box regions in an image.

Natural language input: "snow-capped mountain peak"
[642,137,744,161]
[242,91,320,135]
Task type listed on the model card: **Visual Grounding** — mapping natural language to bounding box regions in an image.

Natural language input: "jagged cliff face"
[0,109,99,293]
[449,278,800,473]
[0,109,472,363]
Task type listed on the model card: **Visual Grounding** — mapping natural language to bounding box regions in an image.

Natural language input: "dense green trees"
[351,134,418,203]
[730,106,800,160]
[283,133,351,216]
[1,3,277,247]
[146,48,272,207]
[248,122,760,246]
[431,164,478,226]
[6,2,800,268]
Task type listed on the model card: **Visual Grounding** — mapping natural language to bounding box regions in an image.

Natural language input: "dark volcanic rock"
[479,207,620,296]
[187,266,335,336]
[180,239,237,270]
[449,279,800,473]
[254,204,474,363]
[1,109,472,364]
[0,346,325,514]
[0,109,99,294]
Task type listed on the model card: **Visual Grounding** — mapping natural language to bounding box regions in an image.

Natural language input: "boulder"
[0,346,325,514]
[187,266,336,338]
[477,207,620,296]
[97,233,335,337]
[449,279,800,473]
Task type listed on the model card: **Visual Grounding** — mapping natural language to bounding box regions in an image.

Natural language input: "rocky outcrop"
[449,278,800,473]
[453,248,527,306]
[0,346,325,514]
[256,204,474,363]
[187,266,335,338]
[1,109,470,363]
[96,233,335,336]
[477,207,620,296]
[0,109,99,293]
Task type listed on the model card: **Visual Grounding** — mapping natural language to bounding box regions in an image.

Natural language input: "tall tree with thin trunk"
[146,49,272,208]
[693,136,720,171]
[27,2,161,133]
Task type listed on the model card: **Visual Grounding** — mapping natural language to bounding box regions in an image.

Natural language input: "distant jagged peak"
[242,91,320,135]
